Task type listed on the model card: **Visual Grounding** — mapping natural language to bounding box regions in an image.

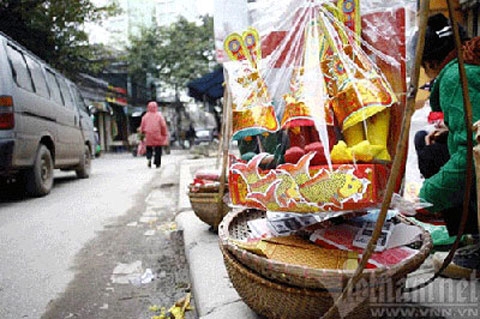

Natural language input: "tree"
[0,0,120,78]
[127,15,217,100]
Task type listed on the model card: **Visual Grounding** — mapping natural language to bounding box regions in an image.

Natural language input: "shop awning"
[187,68,224,103]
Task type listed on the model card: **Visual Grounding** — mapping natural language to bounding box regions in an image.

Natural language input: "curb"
[175,157,258,319]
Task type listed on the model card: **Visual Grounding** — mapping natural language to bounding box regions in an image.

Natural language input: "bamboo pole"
[404,0,478,288]
[430,0,475,276]
[474,125,480,235]
[216,85,226,169]
[216,70,231,228]
[320,1,430,317]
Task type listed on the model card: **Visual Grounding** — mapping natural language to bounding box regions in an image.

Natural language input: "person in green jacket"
[419,13,480,279]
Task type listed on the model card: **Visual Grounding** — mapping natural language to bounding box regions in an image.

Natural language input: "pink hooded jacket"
[139,101,169,146]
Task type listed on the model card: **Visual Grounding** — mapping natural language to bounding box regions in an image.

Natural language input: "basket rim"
[188,183,228,192]
[218,208,433,281]
[220,244,335,295]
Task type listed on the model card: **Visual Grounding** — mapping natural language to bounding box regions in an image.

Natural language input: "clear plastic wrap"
[224,0,417,214]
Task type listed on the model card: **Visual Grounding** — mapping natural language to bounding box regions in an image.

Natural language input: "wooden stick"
[405,0,479,289]
[217,71,231,227]
[216,87,227,169]
[432,0,475,274]
[321,1,430,317]
[474,124,480,234]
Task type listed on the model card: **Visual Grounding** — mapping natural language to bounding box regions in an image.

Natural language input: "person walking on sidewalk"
[418,13,480,278]
[139,101,169,168]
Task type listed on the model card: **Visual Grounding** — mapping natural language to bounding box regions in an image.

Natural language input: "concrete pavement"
[175,155,480,319]
[176,156,258,319]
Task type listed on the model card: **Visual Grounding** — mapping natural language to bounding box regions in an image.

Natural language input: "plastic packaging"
[225,0,417,214]
[129,268,155,286]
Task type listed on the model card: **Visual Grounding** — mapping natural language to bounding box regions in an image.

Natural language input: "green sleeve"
[419,146,467,212]
[419,62,480,212]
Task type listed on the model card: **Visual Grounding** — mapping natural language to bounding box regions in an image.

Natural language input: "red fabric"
[139,102,169,146]
[288,130,308,149]
[305,126,320,144]
[194,168,220,181]
[284,146,305,163]
[287,126,319,149]
[427,111,444,124]
[305,142,327,165]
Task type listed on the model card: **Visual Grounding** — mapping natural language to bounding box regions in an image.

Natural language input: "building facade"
[460,0,480,36]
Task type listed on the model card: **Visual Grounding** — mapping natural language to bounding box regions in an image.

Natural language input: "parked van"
[0,32,95,196]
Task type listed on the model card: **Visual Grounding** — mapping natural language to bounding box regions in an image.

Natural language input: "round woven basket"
[218,208,433,318]
[219,209,432,290]
[221,244,377,319]
[188,191,230,230]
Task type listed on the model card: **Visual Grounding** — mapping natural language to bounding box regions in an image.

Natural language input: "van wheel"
[25,145,54,197]
[76,145,91,178]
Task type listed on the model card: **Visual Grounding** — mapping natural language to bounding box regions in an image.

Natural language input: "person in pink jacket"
[139,101,169,168]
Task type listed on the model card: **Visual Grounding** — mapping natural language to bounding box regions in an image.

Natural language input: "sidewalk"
[175,156,480,319]
[175,156,258,319]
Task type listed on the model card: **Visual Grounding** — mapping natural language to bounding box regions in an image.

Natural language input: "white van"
[0,32,95,196]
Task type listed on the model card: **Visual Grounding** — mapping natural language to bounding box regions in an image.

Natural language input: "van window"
[24,55,49,98]
[45,70,63,105]
[70,85,88,114]
[57,77,75,110]
[6,45,34,92]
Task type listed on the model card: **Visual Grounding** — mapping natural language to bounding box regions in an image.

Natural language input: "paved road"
[0,150,194,319]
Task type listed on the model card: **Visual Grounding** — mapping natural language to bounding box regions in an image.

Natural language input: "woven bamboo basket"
[221,244,377,319]
[188,183,228,193]
[188,190,230,231]
[219,209,432,290]
[218,208,433,318]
